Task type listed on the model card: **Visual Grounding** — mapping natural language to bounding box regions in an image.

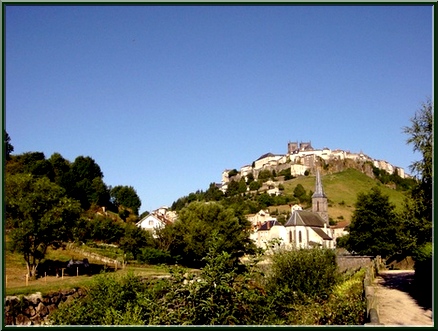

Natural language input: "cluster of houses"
[136,171,349,250]
[221,141,406,193]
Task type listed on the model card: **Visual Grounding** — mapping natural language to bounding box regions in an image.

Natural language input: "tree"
[345,187,400,257]
[119,223,154,260]
[249,180,261,191]
[204,182,224,201]
[110,185,142,216]
[293,184,307,202]
[238,177,247,194]
[48,152,71,186]
[4,130,14,160]
[165,201,256,268]
[5,174,81,278]
[401,99,433,249]
[226,180,240,197]
[68,156,106,209]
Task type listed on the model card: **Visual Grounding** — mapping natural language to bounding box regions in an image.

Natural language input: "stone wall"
[336,255,373,272]
[4,288,86,325]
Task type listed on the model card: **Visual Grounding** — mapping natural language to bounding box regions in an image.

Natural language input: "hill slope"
[278,168,408,222]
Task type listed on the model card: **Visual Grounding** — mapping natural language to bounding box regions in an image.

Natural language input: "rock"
[5,296,19,306]
[5,313,15,325]
[51,294,61,304]
[26,292,42,305]
[36,302,49,317]
[47,304,57,314]
[16,313,32,325]
[24,305,36,317]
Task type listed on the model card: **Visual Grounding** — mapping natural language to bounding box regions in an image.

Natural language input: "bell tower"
[312,170,328,225]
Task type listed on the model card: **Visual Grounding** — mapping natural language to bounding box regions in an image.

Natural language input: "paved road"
[374,270,433,326]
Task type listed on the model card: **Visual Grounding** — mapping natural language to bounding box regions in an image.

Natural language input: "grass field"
[5,244,169,297]
[277,168,408,222]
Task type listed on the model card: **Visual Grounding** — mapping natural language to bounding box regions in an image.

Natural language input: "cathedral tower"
[312,170,328,225]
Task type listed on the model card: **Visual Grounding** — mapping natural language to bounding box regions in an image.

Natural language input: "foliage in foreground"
[50,245,366,325]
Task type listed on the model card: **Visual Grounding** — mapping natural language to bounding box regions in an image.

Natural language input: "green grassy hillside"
[280,168,408,222]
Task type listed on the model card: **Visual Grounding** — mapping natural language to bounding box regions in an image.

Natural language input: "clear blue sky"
[5,5,433,213]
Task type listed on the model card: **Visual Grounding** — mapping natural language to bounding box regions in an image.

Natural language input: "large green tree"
[68,156,109,210]
[401,99,433,250]
[162,201,256,268]
[5,174,82,278]
[110,185,142,216]
[344,186,401,257]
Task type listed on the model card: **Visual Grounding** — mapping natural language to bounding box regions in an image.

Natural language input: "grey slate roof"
[311,227,332,240]
[284,210,325,228]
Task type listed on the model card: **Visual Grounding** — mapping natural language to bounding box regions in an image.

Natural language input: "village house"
[136,206,176,237]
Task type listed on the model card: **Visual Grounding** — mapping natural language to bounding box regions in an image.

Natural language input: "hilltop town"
[220,141,407,193]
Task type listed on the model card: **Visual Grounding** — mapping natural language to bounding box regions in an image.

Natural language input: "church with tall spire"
[282,169,333,249]
[249,170,334,249]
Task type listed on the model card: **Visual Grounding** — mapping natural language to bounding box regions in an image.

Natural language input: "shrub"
[50,272,151,325]
[284,268,366,325]
[265,248,340,304]
[137,247,173,265]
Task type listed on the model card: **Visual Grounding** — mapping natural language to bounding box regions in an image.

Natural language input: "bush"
[50,272,152,325]
[284,268,366,325]
[265,248,340,304]
[137,247,173,265]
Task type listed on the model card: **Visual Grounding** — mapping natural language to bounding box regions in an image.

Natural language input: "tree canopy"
[343,186,400,258]
[400,99,433,253]
[159,201,256,268]
[110,185,142,216]
[5,174,82,277]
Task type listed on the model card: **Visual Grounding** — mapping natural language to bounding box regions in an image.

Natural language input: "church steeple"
[312,170,326,199]
[312,170,328,225]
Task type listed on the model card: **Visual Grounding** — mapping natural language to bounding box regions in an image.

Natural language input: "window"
[289,230,292,243]
[148,220,154,226]
[298,231,302,243]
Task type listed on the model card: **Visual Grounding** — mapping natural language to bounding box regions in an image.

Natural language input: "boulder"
[36,302,49,317]
[26,292,42,305]
[16,314,32,325]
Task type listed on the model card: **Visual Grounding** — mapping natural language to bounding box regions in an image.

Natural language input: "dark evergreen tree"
[345,186,400,257]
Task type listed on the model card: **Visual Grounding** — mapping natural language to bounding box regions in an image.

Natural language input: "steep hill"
[275,168,408,222]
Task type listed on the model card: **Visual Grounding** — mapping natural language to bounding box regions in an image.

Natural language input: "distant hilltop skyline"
[221,141,408,188]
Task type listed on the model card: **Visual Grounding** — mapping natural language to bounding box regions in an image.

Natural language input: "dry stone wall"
[5,288,86,325]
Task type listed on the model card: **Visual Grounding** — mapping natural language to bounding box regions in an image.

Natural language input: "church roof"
[311,227,332,240]
[312,170,327,198]
[284,210,325,228]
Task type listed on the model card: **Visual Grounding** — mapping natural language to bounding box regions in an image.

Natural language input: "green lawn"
[5,245,169,297]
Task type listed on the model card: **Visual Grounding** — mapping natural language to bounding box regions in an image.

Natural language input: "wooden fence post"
[62,268,65,279]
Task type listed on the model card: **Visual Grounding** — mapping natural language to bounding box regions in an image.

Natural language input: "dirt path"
[374,270,433,326]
